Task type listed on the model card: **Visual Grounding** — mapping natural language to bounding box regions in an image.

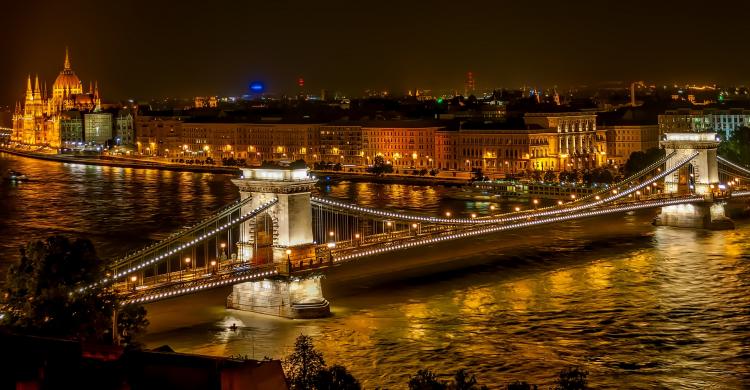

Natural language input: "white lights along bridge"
[111,137,750,308]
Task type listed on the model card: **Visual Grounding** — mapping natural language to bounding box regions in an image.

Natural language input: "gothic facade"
[12,49,101,147]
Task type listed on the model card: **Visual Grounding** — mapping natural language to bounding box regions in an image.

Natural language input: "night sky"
[1,0,749,104]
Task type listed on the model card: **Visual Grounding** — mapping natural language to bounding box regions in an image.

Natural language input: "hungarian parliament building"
[12,49,102,147]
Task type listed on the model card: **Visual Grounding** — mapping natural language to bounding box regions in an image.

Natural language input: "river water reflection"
[1,153,748,388]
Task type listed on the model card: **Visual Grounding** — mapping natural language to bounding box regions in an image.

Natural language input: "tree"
[531,170,543,182]
[285,335,327,389]
[408,369,447,390]
[452,369,481,390]
[2,236,148,344]
[471,168,484,181]
[507,381,538,390]
[582,170,593,185]
[315,365,361,390]
[543,170,557,183]
[554,367,588,390]
[568,169,580,183]
[718,126,750,166]
[290,159,308,169]
[118,304,149,347]
[368,155,393,175]
[624,147,665,176]
[595,169,614,184]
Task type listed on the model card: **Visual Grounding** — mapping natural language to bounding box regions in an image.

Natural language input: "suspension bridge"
[93,132,750,318]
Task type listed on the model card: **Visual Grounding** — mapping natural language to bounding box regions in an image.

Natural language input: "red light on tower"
[464,71,475,96]
[297,77,305,87]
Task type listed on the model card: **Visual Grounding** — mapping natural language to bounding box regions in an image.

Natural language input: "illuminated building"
[525,112,607,170]
[12,49,102,147]
[60,111,84,145]
[135,116,182,156]
[319,123,364,165]
[115,109,135,146]
[361,121,439,170]
[194,96,218,108]
[84,112,113,145]
[659,108,750,139]
[133,114,609,174]
[602,124,660,166]
[455,125,559,175]
[137,117,321,162]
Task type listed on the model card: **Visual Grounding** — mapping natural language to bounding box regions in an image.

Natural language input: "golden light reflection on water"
[584,261,612,291]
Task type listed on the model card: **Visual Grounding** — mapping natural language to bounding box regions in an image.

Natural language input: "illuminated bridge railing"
[312,151,699,227]
[331,195,704,265]
[108,198,278,283]
[718,156,750,177]
[123,263,280,304]
[111,196,253,267]
[563,151,676,205]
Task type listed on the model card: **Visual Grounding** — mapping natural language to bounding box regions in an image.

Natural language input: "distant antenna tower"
[464,71,475,97]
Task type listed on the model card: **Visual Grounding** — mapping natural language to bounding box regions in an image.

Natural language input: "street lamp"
[130,275,137,292]
[326,242,335,264]
[445,211,451,217]
[183,257,191,281]
[286,249,292,271]
[210,260,217,273]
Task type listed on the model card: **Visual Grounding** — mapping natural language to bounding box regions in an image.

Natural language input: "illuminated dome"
[52,48,83,98]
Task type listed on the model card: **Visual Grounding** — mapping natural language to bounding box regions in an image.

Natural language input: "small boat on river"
[5,169,29,182]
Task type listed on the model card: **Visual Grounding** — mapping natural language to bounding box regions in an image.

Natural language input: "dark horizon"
[1,0,749,105]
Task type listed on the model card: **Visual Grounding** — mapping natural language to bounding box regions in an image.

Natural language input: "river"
[1,152,748,388]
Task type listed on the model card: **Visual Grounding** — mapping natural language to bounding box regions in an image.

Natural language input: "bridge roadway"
[122,189,750,305]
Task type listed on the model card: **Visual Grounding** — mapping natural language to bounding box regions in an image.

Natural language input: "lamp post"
[183,257,191,281]
[130,275,137,292]
[210,260,217,274]
[286,249,292,272]
[326,242,335,266]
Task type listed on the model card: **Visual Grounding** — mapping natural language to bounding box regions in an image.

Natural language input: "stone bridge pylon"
[654,132,734,230]
[227,165,330,318]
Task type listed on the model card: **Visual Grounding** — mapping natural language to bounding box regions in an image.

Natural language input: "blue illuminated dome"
[249,81,265,93]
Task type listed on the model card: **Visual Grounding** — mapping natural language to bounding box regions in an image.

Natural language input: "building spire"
[34,75,40,93]
[26,74,32,94]
[64,46,71,70]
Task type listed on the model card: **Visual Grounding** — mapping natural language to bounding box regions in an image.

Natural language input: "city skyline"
[2,0,750,105]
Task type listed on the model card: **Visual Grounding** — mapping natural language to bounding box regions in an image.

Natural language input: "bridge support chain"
[226,274,330,319]
[653,201,734,230]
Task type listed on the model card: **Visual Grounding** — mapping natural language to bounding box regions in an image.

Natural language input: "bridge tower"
[654,132,734,230]
[226,165,330,318]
